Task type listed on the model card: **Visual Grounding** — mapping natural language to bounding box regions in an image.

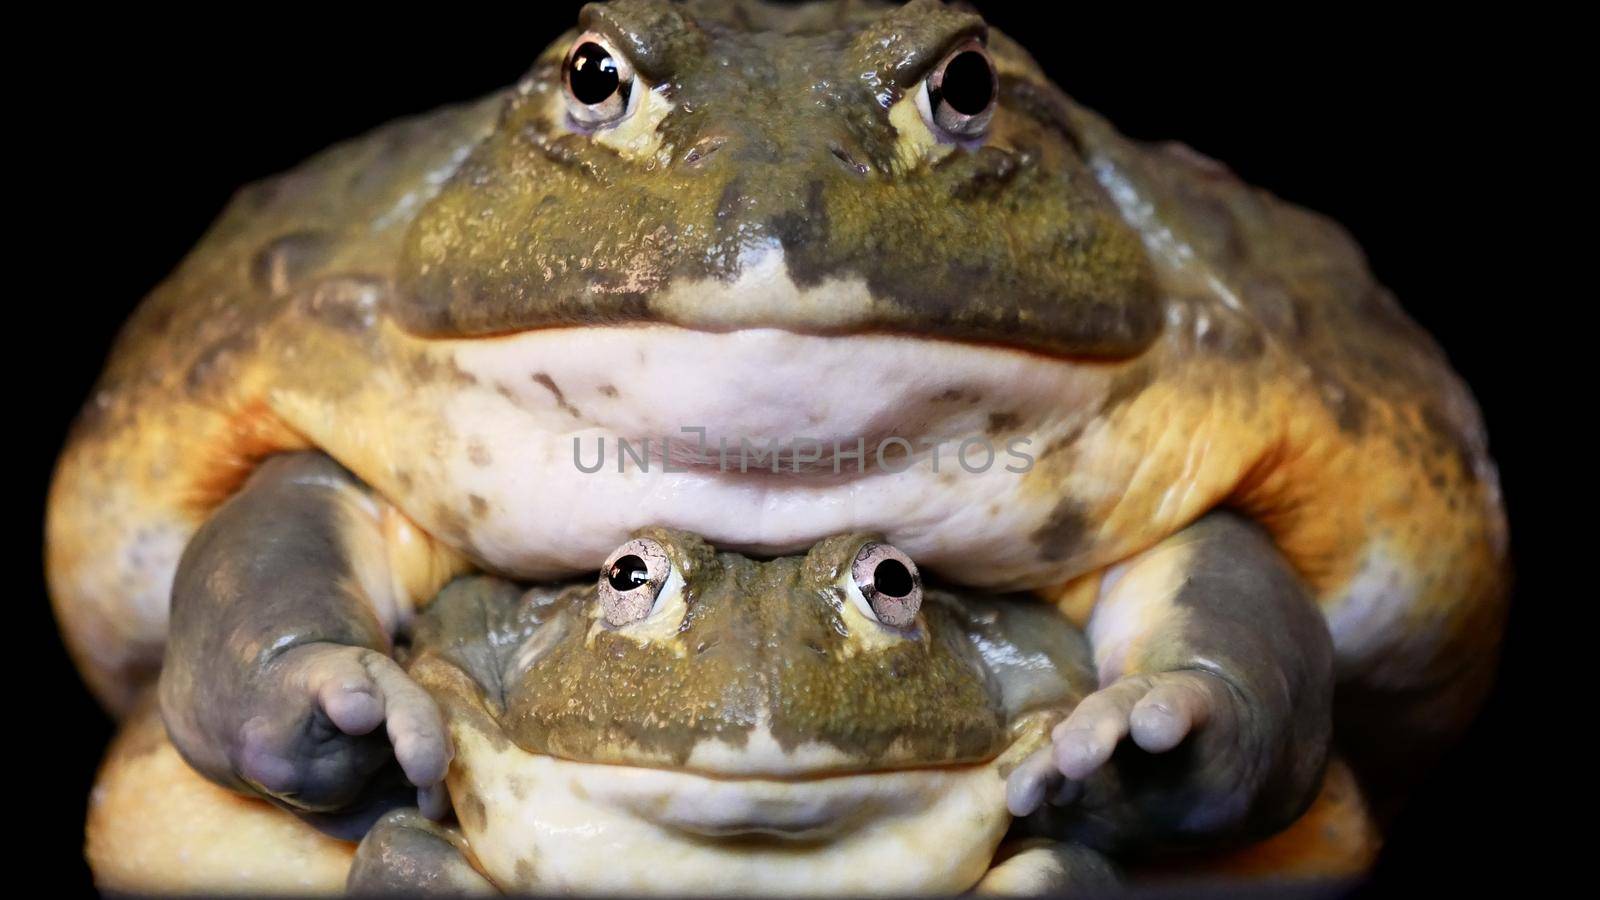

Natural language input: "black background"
[22,4,1543,895]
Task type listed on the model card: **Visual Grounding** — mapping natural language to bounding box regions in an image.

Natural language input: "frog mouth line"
[496,713,1057,795]
[401,239,1163,363]
[452,726,1025,893]
[477,746,1029,842]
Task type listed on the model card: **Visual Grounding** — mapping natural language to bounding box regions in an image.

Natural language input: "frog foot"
[1006,670,1233,818]
[233,644,454,828]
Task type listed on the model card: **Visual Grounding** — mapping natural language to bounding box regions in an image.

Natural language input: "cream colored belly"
[449,728,1019,896]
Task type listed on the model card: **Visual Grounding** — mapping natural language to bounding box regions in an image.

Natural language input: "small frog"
[351,530,1112,894]
[347,528,1330,894]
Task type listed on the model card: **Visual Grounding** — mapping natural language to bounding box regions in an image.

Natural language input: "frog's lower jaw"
[387,324,1123,588]
[449,726,1048,896]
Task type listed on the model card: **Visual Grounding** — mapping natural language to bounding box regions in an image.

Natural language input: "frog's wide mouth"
[447,722,1050,895]
[395,233,1165,362]
[451,710,1056,837]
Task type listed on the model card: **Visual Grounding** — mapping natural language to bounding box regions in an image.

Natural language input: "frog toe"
[1006,747,1063,817]
[1126,671,1221,753]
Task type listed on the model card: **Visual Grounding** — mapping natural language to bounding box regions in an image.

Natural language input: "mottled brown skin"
[48,0,1506,831]
[410,530,1086,771]
[400,2,1158,352]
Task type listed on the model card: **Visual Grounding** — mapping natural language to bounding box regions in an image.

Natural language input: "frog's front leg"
[1010,511,1334,849]
[158,452,462,837]
[349,809,497,895]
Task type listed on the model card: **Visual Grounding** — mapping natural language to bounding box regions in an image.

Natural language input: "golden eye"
[848,542,923,628]
[920,40,998,140]
[563,31,637,128]
[597,537,669,626]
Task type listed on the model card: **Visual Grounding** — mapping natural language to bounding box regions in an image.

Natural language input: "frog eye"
[563,31,638,128]
[848,542,923,628]
[919,40,998,141]
[598,537,670,627]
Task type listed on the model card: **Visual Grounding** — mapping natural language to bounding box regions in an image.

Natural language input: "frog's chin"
[449,728,1045,896]
[415,323,1129,588]
[444,324,1115,458]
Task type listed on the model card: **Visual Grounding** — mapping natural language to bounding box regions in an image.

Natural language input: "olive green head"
[412,528,1093,775]
[396,0,1159,356]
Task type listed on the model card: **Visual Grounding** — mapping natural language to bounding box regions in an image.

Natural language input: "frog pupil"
[873,559,914,598]
[939,50,994,116]
[569,42,620,105]
[607,554,650,591]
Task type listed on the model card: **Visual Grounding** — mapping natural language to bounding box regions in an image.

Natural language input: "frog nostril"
[682,136,728,167]
[829,145,869,177]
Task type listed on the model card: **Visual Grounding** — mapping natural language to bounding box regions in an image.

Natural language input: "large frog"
[51,0,1505,851]
[90,530,1358,894]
